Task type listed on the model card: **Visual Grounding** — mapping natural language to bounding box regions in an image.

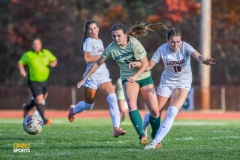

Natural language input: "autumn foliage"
[0,0,239,86]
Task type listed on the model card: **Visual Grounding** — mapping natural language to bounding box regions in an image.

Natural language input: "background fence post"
[221,86,225,112]
[71,87,76,105]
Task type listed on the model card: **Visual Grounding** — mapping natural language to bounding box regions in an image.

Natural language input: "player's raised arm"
[191,51,216,65]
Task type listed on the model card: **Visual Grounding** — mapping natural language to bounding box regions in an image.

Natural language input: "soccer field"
[0,118,239,160]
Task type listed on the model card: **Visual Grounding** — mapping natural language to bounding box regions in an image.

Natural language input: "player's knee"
[167,106,178,119]
[126,101,137,111]
[106,93,118,104]
[34,98,45,105]
[150,110,159,118]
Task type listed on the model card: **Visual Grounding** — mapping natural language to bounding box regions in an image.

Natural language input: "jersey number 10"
[173,66,182,72]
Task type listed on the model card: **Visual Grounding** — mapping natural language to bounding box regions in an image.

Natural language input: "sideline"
[0,110,240,120]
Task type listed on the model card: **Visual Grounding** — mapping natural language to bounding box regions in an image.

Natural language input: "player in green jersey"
[77,22,163,146]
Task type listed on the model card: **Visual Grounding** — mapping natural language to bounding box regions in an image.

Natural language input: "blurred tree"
[211,0,240,85]
[0,0,239,87]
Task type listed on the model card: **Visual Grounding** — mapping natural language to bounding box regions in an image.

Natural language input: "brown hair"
[111,21,182,40]
[166,28,182,40]
[111,21,168,38]
[81,20,98,51]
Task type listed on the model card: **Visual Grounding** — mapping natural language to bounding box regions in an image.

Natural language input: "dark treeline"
[0,0,239,87]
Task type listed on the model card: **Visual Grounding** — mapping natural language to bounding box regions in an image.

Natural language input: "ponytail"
[81,20,98,51]
[111,21,169,39]
[127,21,169,38]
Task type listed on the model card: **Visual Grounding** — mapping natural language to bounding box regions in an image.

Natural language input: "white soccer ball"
[22,114,44,135]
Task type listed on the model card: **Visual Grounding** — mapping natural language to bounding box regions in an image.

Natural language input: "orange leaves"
[101,5,127,27]
[164,0,200,22]
[11,0,20,4]
[227,11,239,23]
[147,15,160,23]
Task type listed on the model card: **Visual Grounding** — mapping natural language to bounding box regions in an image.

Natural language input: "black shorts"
[28,80,48,98]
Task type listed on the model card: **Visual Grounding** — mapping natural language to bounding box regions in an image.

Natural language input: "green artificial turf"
[0,118,239,160]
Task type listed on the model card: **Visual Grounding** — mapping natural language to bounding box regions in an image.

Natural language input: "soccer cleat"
[139,134,148,145]
[45,118,52,125]
[144,141,158,150]
[68,105,75,122]
[151,133,162,148]
[156,142,162,148]
[113,127,126,137]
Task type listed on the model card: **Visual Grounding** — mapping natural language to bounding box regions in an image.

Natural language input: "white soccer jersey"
[151,41,196,86]
[83,37,108,80]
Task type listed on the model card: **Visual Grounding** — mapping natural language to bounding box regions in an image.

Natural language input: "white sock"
[107,93,120,128]
[42,100,45,105]
[153,106,178,144]
[73,101,94,114]
[143,112,150,130]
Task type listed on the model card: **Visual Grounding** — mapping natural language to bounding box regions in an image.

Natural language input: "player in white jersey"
[68,20,126,138]
[130,26,215,149]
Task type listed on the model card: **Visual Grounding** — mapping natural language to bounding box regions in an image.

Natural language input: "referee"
[18,38,57,125]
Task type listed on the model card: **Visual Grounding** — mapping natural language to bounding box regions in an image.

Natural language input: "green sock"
[149,116,160,139]
[129,110,144,136]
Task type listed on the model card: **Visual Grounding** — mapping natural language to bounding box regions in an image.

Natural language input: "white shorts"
[83,70,112,90]
[156,84,191,98]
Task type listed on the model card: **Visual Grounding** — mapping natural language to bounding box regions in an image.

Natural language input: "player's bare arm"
[49,60,58,67]
[128,59,157,71]
[77,57,106,88]
[84,52,101,63]
[18,63,26,77]
[127,57,149,83]
[191,51,216,65]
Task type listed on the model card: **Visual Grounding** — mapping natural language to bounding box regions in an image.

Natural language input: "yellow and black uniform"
[19,49,56,82]
[19,49,56,123]
[18,49,56,97]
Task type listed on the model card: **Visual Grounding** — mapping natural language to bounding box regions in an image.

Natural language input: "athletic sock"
[23,99,35,111]
[107,93,120,128]
[129,110,144,136]
[35,103,48,123]
[73,101,94,114]
[149,115,160,139]
[153,106,178,144]
[142,112,150,130]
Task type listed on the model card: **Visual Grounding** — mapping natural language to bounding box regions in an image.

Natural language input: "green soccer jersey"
[101,36,151,80]
[18,49,57,82]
